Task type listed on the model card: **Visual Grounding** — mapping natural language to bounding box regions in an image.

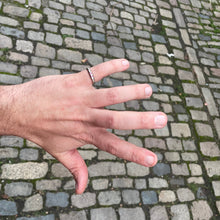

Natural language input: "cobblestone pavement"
[0,0,220,219]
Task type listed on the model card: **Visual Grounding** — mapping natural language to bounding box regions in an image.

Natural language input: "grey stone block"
[91,208,117,220]
[0,200,17,216]
[60,211,87,220]
[141,191,158,204]
[46,192,69,208]
[122,190,140,204]
[20,65,38,78]
[98,191,121,205]
[5,182,33,197]
[71,192,96,208]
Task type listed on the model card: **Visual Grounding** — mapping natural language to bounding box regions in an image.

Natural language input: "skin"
[0,59,167,194]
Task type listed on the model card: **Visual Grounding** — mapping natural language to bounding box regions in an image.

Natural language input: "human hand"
[4,59,167,194]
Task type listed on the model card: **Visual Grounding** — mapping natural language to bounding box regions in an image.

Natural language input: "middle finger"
[86,84,152,108]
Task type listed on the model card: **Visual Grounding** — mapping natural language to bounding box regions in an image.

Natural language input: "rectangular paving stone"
[204,161,220,177]
[0,26,24,39]
[0,148,18,159]
[170,204,190,220]
[98,191,121,205]
[212,181,220,196]
[5,182,33,197]
[1,162,48,179]
[119,208,145,220]
[88,162,125,177]
[9,52,29,63]
[200,142,220,157]
[171,163,190,176]
[60,211,87,220]
[0,200,17,216]
[3,5,29,17]
[0,34,13,48]
[182,83,200,95]
[46,32,63,46]
[0,74,22,85]
[0,15,19,26]
[202,88,219,116]
[91,208,117,220]
[171,123,191,137]
[28,31,44,41]
[195,123,214,137]
[0,62,17,74]
[57,49,82,63]
[65,37,92,51]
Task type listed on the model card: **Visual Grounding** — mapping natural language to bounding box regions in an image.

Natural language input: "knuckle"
[105,114,115,128]
[106,89,118,104]
[106,140,118,156]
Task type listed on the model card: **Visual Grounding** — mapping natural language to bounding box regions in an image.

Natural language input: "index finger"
[77,59,130,86]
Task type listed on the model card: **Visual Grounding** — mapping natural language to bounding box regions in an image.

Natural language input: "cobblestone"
[0,0,220,218]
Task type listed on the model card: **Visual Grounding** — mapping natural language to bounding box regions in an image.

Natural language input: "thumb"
[55,149,88,194]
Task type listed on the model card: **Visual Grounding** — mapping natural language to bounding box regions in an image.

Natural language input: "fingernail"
[122,59,129,66]
[155,115,167,128]
[145,86,152,96]
[146,155,155,166]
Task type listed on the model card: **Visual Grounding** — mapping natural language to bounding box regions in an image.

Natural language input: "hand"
[4,59,167,194]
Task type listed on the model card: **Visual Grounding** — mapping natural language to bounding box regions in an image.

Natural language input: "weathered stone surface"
[204,161,220,177]
[119,208,145,220]
[5,182,33,197]
[127,162,149,176]
[0,148,18,159]
[65,37,92,50]
[171,123,191,137]
[23,194,43,212]
[200,142,220,157]
[88,162,125,177]
[71,192,96,208]
[51,163,72,177]
[0,200,17,216]
[16,40,34,53]
[1,162,48,179]
[60,211,87,220]
[149,178,168,188]
[91,208,117,220]
[57,49,82,63]
[0,34,13,48]
[191,201,213,220]
[202,88,219,116]
[0,62,17,74]
[35,43,56,59]
[46,192,69,208]
[122,190,140,204]
[20,65,38,78]
[177,188,195,202]
[195,123,214,137]
[36,179,62,191]
[170,204,190,220]
[150,206,168,220]
[98,191,121,205]
[3,5,29,17]
[159,190,176,202]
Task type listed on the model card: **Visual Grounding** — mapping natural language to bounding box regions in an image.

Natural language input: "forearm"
[0,85,17,135]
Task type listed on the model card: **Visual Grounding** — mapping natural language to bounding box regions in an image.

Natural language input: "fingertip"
[146,153,158,167]
[121,59,129,67]
[145,85,153,97]
[154,113,168,128]
[74,170,88,194]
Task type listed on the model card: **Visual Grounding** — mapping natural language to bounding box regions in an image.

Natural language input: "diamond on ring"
[86,68,95,84]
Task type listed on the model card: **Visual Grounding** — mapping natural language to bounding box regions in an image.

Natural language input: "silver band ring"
[86,68,95,84]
